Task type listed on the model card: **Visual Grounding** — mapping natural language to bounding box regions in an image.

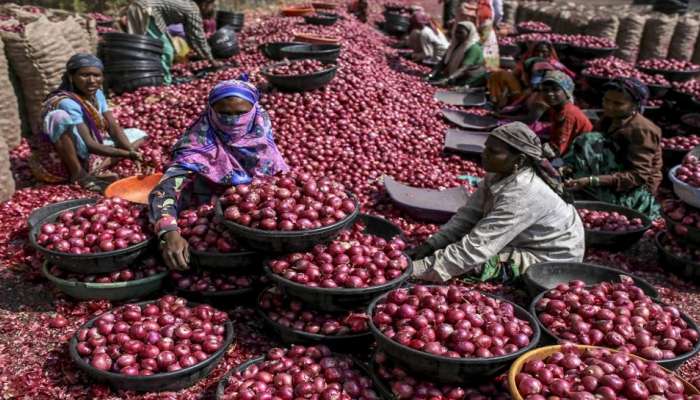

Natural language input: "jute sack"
[503,0,518,25]
[1,16,72,136]
[615,13,648,63]
[55,15,92,54]
[586,15,620,41]
[638,13,678,61]
[692,27,700,65]
[0,136,16,203]
[668,14,700,62]
[0,39,22,149]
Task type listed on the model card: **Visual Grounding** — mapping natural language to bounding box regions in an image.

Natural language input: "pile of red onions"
[662,135,700,151]
[74,295,229,375]
[170,270,258,292]
[267,220,408,288]
[535,278,699,360]
[372,351,511,400]
[269,59,329,76]
[674,155,700,187]
[178,203,243,253]
[220,345,380,399]
[662,198,700,237]
[49,257,166,283]
[259,286,369,335]
[582,57,670,86]
[577,208,645,232]
[638,59,700,72]
[659,232,700,263]
[221,173,356,231]
[36,197,151,254]
[372,285,535,358]
[515,343,700,399]
[673,80,700,99]
[517,21,551,33]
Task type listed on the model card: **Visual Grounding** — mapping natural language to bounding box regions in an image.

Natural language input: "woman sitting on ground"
[405,11,449,64]
[428,21,487,87]
[149,79,288,270]
[563,77,662,218]
[409,122,584,283]
[29,54,146,192]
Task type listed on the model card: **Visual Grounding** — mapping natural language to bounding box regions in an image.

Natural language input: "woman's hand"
[565,177,590,191]
[128,149,143,161]
[406,242,435,260]
[161,231,190,270]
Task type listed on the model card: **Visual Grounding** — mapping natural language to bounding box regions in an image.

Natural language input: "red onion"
[577,208,645,232]
[48,257,166,283]
[638,59,700,73]
[170,270,259,292]
[675,155,700,188]
[517,21,551,33]
[178,202,244,253]
[269,59,329,76]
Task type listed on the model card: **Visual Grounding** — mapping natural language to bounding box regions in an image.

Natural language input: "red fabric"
[547,102,593,155]
[477,0,493,24]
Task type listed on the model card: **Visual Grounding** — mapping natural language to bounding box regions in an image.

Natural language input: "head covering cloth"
[603,77,649,111]
[170,79,289,185]
[541,70,575,102]
[490,122,571,202]
[444,21,480,75]
[410,11,435,33]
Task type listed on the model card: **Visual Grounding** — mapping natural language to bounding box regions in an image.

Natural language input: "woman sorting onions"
[149,79,288,270]
[29,54,146,192]
[428,21,486,87]
[405,11,449,64]
[563,77,662,218]
[409,122,585,283]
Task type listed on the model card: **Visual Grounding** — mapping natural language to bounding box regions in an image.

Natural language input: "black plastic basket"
[367,290,541,383]
[101,32,163,48]
[280,44,341,63]
[663,210,700,247]
[259,41,305,60]
[261,61,338,92]
[567,45,617,60]
[256,288,373,351]
[655,231,700,283]
[172,284,259,305]
[638,66,700,83]
[646,82,671,99]
[42,262,166,301]
[522,261,659,299]
[69,300,234,392]
[28,198,96,231]
[529,289,700,371]
[189,249,261,271]
[581,72,610,92]
[215,193,359,253]
[29,204,156,274]
[108,72,164,95]
[574,201,651,249]
[304,13,339,26]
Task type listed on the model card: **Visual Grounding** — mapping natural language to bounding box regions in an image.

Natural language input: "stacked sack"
[0,39,18,201]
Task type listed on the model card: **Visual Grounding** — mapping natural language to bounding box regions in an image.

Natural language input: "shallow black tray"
[29,204,155,274]
[383,175,468,224]
[304,13,339,26]
[567,45,617,60]
[215,193,358,253]
[368,289,541,383]
[441,109,500,130]
[655,231,700,283]
[574,200,651,249]
[647,82,671,99]
[529,289,700,370]
[522,261,658,299]
[188,249,261,271]
[258,41,305,60]
[261,61,338,92]
[280,43,341,63]
[69,300,234,392]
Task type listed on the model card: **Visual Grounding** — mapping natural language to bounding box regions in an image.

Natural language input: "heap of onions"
[74,295,229,375]
[515,343,700,399]
[372,285,535,358]
[535,278,699,360]
[517,21,551,33]
[221,173,356,231]
[269,59,329,76]
[170,270,258,292]
[662,135,700,151]
[267,220,408,288]
[259,286,369,335]
[36,197,151,254]
[659,232,700,263]
[582,57,671,86]
[662,198,700,237]
[372,351,511,400]
[178,203,243,253]
[49,257,166,283]
[220,345,380,399]
[577,208,645,232]
[674,155,700,188]
[673,80,700,99]
[638,59,700,72]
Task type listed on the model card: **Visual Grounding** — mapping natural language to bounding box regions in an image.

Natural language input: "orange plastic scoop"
[105,173,164,205]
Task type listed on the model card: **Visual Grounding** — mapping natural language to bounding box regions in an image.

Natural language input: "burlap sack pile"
[586,15,620,41]
[668,14,700,62]
[0,38,22,150]
[1,15,72,136]
[0,136,16,202]
[638,13,678,61]
[615,13,648,63]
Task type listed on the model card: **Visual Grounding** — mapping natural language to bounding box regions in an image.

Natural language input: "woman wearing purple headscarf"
[406,11,449,64]
[149,79,288,270]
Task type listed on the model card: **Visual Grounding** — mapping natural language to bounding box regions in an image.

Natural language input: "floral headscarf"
[541,70,575,102]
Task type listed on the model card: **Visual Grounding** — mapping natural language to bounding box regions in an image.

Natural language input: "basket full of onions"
[530,278,700,370]
[69,296,234,392]
[574,201,651,249]
[169,269,263,303]
[177,203,260,271]
[215,345,380,399]
[28,197,96,230]
[216,173,360,253]
[264,215,411,312]
[661,196,700,246]
[256,286,373,350]
[42,257,167,301]
[368,285,541,383]
[655,231,700,283]
[30,197,155,273]
[670,155,700,209]
[508,344,700,400]
[260,59,338,92]
[638,58,700,83]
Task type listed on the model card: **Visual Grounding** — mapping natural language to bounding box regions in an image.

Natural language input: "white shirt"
[413,168,585,282]
[410,26,450,61]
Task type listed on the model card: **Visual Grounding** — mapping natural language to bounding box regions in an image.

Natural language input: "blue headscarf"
[604,77,649,111]
[58,53,104,92]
